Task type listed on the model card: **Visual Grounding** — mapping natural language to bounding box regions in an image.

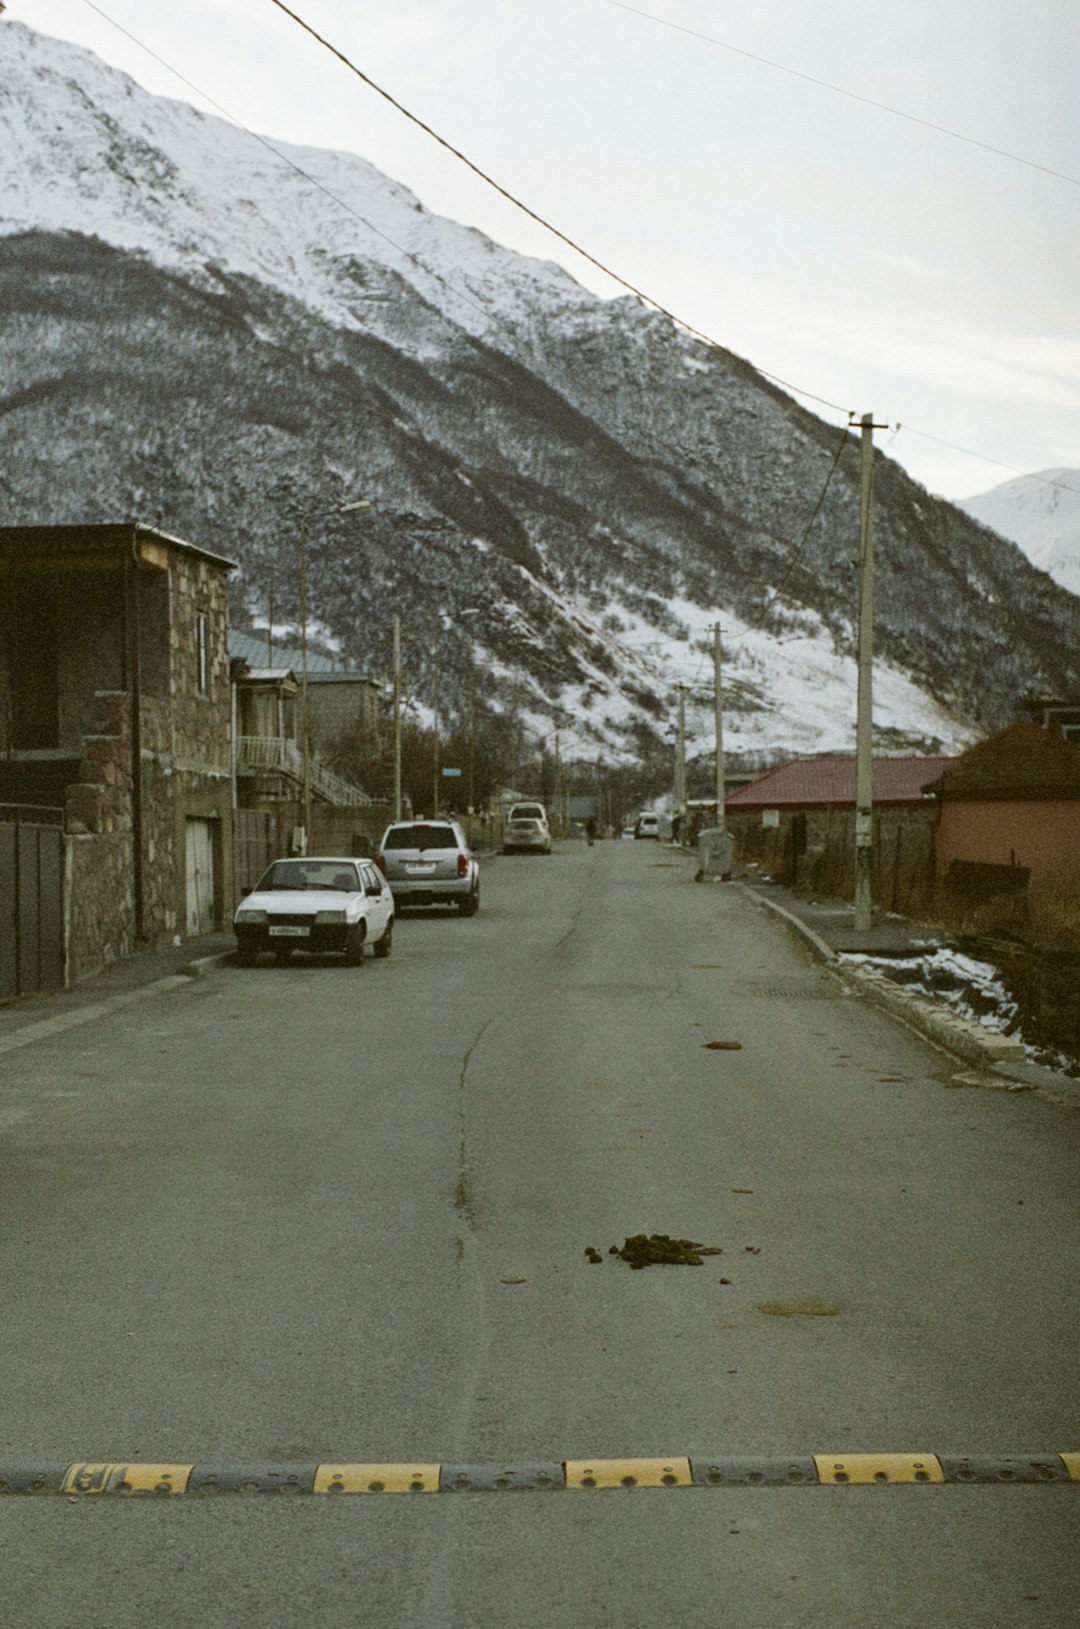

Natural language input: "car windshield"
[382,824,459,852]
[255,860,359,892]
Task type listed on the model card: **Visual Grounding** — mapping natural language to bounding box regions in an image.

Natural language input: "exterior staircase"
[236,736,372,806]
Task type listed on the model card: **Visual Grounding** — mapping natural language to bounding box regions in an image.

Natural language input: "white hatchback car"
[234,856,394,966]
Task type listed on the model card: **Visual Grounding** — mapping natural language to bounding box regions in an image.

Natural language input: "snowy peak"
[0,19,592,343]
[959,469,1080,596]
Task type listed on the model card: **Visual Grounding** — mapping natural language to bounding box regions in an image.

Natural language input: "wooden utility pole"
[392,614,402,821]
[713,622,726,832]
[675,685,687,819]
[854,412,886,932]
[553,730,562,836]
[299,520,311,853]
[432,638,441,818]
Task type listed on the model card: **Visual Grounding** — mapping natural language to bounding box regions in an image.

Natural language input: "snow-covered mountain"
[959,471,1080,599]
[3,19,1080,774]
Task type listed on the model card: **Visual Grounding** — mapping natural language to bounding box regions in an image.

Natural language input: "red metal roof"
[726,755,957,808]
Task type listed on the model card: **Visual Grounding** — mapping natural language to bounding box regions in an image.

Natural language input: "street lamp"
[299,498,371,852]
[432,606,480,817]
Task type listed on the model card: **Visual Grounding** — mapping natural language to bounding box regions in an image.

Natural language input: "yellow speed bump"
[1060,1454,1080,1482]
[814,1454,944,1485]
[61,1463,193,1495]
[313,1463,440,1494]
[565,1458,692,1489]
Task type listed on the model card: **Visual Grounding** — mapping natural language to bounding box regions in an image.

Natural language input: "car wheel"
[502,845,514,855]
[373,918,393,958]
[236,947,258,968]
[344,924,366,966]
[458,890,478,917]
[272,947,293,965]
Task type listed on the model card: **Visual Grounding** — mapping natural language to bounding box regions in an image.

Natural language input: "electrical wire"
[264,0,850,416]
[599,0,1080,189]
[77,0,497,333]
[897,427,1080,497]
[72,0,1074,693]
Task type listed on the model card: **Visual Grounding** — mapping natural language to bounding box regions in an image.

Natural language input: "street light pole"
[299,518,311,853]
[296,498,370,854]
[392,612,402,821]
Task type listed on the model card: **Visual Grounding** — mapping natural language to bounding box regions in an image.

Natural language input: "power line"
[599,0,1080,190]
[74,0,1075,642]
[264,0,850,416]
[897,427,1080,497]
[78,0,497,332]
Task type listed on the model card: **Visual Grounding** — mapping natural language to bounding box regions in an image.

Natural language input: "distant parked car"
[376,819,480,914]
[504,802,551,854]
[621,825,636,840]
[634,813,660,840]
[234,856,393,966]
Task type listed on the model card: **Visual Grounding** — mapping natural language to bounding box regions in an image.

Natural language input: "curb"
[4,1453,1076,1496]
[736,886,1061,1082]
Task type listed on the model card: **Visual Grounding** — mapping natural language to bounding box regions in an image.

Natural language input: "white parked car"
[504,802,551,854]
[634,812,661,840]
[234,856,394,966]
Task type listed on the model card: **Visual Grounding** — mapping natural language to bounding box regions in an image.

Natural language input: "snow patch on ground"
[839,948,1078,1076]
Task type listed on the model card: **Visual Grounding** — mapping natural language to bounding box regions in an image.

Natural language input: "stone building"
[0,522,236,987]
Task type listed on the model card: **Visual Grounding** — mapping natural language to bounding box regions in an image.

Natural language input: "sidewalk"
[0,930,235,1052]
[734,869,947,957]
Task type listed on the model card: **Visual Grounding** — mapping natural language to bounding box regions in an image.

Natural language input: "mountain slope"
[959,471,1080,598]
[3,20,1079,771]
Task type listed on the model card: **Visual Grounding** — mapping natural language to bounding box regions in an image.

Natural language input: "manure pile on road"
[585,1233,725,1268]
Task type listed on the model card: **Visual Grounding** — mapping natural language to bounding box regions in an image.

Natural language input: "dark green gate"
[0,807,65,1000]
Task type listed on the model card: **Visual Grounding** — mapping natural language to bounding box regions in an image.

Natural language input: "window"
[195,611,209,696]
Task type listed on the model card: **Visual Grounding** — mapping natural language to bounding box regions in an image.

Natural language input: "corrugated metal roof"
[726,755,958,807]
[229,630,378,683]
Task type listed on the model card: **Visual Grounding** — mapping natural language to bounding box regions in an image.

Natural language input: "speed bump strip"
[0,1455,1076,1493]
[60,1464,194,1495]
[814,1454,944,1484]
[312,1463,440,1494]
[565,1458,692,1488]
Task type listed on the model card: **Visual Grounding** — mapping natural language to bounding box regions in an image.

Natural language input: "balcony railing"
[236,736,372,807]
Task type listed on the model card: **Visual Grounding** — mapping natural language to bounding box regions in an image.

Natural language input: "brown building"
[725,753,957,912]
[0,522,236,992]
[924,711,1080,897]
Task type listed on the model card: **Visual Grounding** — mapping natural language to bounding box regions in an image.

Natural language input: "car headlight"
[314,909,347,925]
[235,909,267,925]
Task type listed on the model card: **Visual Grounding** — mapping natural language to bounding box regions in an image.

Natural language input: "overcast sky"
[14,0,1080,498]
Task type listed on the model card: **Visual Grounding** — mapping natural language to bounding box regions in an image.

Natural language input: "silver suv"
[375,819,480,914]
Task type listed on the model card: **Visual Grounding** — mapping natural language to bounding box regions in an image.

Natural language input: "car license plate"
[269,925,309,937]
[406,863,435,874]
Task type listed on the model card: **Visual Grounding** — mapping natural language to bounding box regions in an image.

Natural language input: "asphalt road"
[2,840,1078,1626]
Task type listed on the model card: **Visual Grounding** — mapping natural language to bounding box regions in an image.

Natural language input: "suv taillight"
[457,854,469,879]
[375,854,385,874]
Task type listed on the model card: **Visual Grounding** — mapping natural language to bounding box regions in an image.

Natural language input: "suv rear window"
[382,824,460,851]
[511,805,545,820]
